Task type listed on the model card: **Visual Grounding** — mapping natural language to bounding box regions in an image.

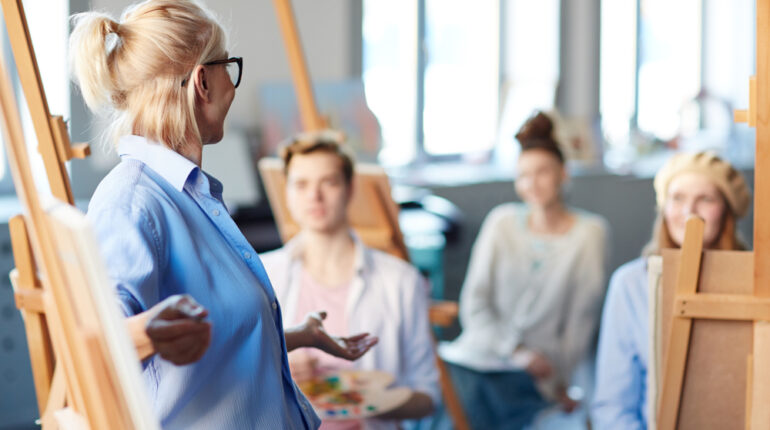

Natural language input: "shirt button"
[243,251,251,259]
[212,209,220,216]
[272,302,277,310]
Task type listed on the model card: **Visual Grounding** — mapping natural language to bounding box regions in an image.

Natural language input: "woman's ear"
[192,65,210,102]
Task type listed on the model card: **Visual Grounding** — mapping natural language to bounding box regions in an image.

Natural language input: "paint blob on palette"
[297,370,412,420]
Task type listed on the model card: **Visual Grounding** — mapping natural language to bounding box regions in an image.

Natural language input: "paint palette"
[297,370,412,420]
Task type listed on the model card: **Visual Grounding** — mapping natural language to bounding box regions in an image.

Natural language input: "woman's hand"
[285,311,378,360]
[145,294,212,365]
[556,386,580,413]
[514,348,553,380]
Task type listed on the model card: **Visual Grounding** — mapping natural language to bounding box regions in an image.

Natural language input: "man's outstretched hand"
[285,311,378,360]
[305,311,378,360]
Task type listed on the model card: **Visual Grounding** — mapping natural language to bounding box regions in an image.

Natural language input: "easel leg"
[40,365,66,430]
[750,322,770,428]
[746,354,753,430]
[657,217,704,430]
[9,215,56,413]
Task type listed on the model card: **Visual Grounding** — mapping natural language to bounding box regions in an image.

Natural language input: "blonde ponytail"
[69,1,227,152]
[69,13,121,111]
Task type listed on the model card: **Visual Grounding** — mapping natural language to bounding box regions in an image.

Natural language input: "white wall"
[70,0,360,198]
[89,0,358,127]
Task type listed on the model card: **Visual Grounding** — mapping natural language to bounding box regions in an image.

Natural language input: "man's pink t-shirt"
[291,269,360,430]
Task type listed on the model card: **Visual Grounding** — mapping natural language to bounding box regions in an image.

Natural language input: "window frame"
[365,0,505,166]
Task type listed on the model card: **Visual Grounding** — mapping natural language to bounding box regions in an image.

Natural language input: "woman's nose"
[683,200,698,216]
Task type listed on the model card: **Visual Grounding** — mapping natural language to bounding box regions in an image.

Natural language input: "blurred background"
[0,0,758,428]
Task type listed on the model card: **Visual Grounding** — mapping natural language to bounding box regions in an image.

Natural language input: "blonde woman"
[70,1,374,428]
[591,152,751,429]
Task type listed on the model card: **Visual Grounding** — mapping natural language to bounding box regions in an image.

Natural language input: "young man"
[261,131,440,430]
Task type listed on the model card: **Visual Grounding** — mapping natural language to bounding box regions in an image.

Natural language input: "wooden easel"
[1,1,157,427]
[0,6,158,429]
[266,0,410,260]
[267,1,468,428]
[2,0,88,424]
[656,0,770,428]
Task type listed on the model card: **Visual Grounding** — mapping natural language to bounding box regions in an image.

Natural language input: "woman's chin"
[524,197,557,209]
[202,134,224,146]
[200,127,225,145]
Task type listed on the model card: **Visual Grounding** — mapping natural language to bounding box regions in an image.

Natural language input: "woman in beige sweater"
[439,112,609,429]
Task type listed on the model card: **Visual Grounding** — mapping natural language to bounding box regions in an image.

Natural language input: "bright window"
[20,0,70,197]
[601,0,755,168]
[0,1,70,194]
[636,0,701,140]
[421,0,499,156]
[497,0,560,161]
[362,1,418,165]
[363,0,500,164]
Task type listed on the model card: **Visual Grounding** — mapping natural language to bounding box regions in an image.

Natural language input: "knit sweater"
[439,203,609,399]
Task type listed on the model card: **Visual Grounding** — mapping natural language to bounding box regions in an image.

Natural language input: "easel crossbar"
[12,286,45,313]
[675,293,770,321]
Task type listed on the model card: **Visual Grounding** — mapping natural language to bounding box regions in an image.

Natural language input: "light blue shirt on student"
[591,257,649,430]
[87,135,321,429]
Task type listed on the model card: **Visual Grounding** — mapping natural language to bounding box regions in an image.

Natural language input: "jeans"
[446,361,549,430]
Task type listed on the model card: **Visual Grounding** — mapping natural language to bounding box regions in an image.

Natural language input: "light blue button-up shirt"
[87,135,321,429]
[591,257,649,430]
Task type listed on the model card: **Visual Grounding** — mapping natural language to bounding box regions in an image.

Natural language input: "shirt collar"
[117,135,198,192]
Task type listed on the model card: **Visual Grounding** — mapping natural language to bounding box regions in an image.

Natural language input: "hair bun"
[515,111,554,143]
[513,111,564,162]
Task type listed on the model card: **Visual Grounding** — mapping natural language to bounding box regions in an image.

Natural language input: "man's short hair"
[280,130,355,184]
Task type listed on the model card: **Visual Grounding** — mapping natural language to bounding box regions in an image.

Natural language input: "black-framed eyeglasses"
[181,56,243,88]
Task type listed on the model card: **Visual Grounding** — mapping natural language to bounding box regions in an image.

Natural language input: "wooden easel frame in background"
[265,0,409,261]
[267,1,468,428]
[656,0,770,428]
